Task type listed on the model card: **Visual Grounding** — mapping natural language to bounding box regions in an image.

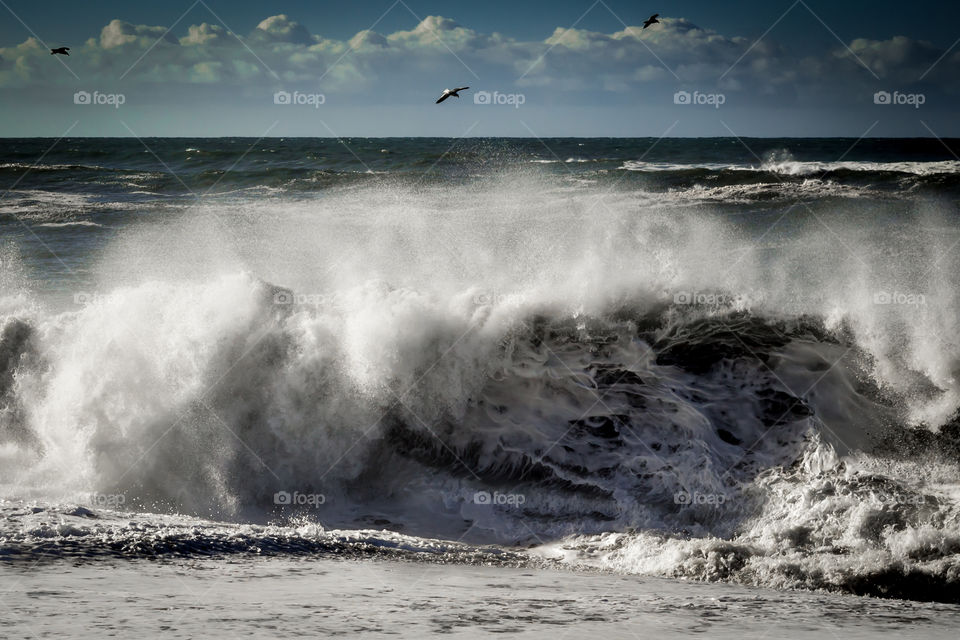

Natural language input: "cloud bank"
[0,13,956,136]
[0,13,955,98]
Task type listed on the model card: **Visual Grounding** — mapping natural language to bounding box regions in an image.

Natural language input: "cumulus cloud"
[386,15,504,51]
[0,13,956,103]
[843,36,949,80]
[181,23,229,46]
[251,14,315,46]
[0,37,52,86]
[348,30,389,51]
[522,18,787,88]
[99,19,177,49]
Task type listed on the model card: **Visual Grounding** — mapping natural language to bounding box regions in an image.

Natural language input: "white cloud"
[181,23,229,46]
[348,30,390,51]
[251,14,315,46]
[386,15,501,51]
[0,13,956,104]
[522,18,786,87]
[99,19,177,49]
[843,36,948,80]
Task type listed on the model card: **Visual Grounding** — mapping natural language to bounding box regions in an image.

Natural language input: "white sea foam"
[34,221,105,228]
[2,174,959,599]
[619,158,960,175]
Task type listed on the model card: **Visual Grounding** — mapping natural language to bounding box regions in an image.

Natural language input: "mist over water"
[2,137,960,602]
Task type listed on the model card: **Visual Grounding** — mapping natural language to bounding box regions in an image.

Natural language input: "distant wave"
[620,158,960,176]
[34,221,105,228]
[529,157,609,164]
[0,162,109,172]
[672,180,875,202]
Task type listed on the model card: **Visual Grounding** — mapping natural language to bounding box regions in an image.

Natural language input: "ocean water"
[3,137,960,635]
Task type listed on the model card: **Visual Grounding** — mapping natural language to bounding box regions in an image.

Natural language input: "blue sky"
[0,0,957,136]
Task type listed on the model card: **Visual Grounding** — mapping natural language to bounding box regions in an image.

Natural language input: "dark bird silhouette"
[435,87,469,104]
[50,47,70,55]
[643,14,660,29]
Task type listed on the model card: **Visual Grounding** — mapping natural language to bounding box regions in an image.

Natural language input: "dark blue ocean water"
[3,137,960,196]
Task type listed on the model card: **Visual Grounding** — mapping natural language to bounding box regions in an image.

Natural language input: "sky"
[0,0,957,137]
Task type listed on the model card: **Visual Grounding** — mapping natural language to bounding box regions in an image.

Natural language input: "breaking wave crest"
[2,174,960,602]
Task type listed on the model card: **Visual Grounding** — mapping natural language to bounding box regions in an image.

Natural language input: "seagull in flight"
[50,47,70,56]
[643,14,660,29]
[436,87,469,104]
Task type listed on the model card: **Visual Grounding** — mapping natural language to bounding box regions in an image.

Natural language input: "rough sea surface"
[2,137,960,635]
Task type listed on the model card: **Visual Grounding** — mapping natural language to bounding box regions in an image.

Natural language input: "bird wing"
[436,93,450,104]
[454,87,469,92]
[649,14,659,19]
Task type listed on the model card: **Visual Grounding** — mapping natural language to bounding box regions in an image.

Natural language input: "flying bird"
[643,14,660,29]
[50,47,70,56]
[435,87,469,104]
